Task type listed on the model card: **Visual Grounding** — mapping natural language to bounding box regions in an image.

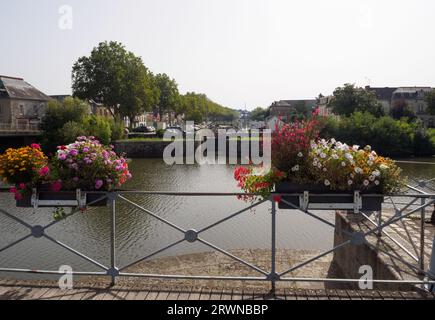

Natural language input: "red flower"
[273,195,282,203]
[9,187,17,194]
[31,143,41,149]
[51,181,63,192]
[39,166,50,177]
[19,183,26,190]
[14,192,23,201]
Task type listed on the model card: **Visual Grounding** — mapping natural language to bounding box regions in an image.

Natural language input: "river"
[0,158,434,278]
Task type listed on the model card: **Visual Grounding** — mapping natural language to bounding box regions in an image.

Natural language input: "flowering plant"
[51,136,132,191]
[0,144,50,200]
[235,119,404,201]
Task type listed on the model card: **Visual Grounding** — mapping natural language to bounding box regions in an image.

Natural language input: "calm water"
[0,158,434,276]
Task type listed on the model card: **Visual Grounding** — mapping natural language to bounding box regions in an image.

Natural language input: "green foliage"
[425,90,435,115]
[109,117,126,141]
[40,97,90,151]
[250,107,269,121]
[328,84,384,117]
[178,92,238,122]
[72,41,158,124]
[84,116,112,145]
[61,121,87,144]
[390,99,416,120]
[320,112,434,157]
[155,73,180,117]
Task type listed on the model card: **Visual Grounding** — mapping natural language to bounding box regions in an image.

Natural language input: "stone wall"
[332,211,415,291]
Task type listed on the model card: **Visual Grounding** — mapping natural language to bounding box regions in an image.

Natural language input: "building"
[0,76,50,131]
[366,86,435,127]
[317,95,334,117]
[269,100,317,119]
[365,86,398,114]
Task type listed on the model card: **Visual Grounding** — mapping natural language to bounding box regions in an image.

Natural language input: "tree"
[425,90,435,115]
[72,41,157,124]
[250,107,269,121]
[40,97,89,150]
[390,99,416,120]
[328,84,384,117]
[155,73,180,123]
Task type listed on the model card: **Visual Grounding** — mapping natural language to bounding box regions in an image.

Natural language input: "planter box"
[275,182,384,211]
[16,189,108,208]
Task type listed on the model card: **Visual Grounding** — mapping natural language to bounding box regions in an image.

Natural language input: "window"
[19,105,24,115]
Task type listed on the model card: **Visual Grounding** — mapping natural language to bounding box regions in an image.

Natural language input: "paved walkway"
[0,279,434,300]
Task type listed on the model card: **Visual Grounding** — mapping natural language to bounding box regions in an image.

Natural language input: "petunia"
[95,180,104,190]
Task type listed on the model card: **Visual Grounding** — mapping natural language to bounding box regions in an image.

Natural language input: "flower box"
[16,188,108,208]
[275,182,384,211]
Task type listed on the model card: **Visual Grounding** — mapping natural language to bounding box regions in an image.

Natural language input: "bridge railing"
[0,186,434,292]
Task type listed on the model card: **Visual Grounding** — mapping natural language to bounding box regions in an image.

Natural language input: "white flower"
[374,180,380,186]
[369,175,375,182]
[372,170,381,177]
[352,145,360,151]
[324,180,331,186]
[367,161,374,166]
[291,165,300,172]
[380,164,389,170]
[297,152,303,158]
[341,162,347,167]
[317,163,322,169]
[348,180,353,186]
[363,180,370,187]
[332,154,339,160]
[354,167,363,174]
[345,153,353,160]
[364,145,372,152]
[331,138,336,144]
[320,153,327,159]
[323,168,328,172]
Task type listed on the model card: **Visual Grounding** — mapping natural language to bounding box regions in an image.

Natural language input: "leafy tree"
[155,73,180,122]
[425,90,435,115]
[40,97,89,151]
[390,99,416,120]
[250,107,269,121]
[72,41,157,124]
[328,84,384,117]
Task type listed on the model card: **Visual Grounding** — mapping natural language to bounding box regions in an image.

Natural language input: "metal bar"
[0,268,106,276]
[110,195,116,286]
[365,241,432,278]
[420,197,426,272]
[197,237,269,276]
[118,273,267,281]
[363,199,435,239]
[119,239,185,271]
[377,211,383,237]
[279,277,435,285]
[197,199,267,234]
[42,234,108,271]
[271,198,276,293]
[43,194,109,230]
[0,234,32,254]
[117,195,186,234]
[279,240,351,277]
[0,208,34,229]
[359,211,419,262]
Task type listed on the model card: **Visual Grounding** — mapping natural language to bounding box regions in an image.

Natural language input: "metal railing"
[0,123,40,133]
[0,184,435,292]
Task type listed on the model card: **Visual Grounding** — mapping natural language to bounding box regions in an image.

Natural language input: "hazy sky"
[1,0,435,110]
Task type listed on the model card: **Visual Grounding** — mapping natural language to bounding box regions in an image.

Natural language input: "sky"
[1,0,435,110]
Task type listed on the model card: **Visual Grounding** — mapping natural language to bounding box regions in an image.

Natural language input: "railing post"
[109,192,117,286]
[420,197,426,273]
[270,197,277,295]
[377,210,383,237]
[427,237,435,292]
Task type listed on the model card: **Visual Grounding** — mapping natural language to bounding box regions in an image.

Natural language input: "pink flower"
[19,183,26,190]
[9,187,17,194]
[51,181,62,192]
[95,180,104,190]
[31,143,41,149]
[73,177,80,183]
[14,192,23,201]
[39,166,50,177]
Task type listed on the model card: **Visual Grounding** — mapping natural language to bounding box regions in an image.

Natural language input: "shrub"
[84,116,112,145]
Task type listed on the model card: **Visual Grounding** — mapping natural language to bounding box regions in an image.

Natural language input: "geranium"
[51,136,132,191]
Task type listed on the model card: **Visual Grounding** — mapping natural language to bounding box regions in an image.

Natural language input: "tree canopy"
[425,90,435,115]
[72,41,158,124]
[328,84,384,117]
